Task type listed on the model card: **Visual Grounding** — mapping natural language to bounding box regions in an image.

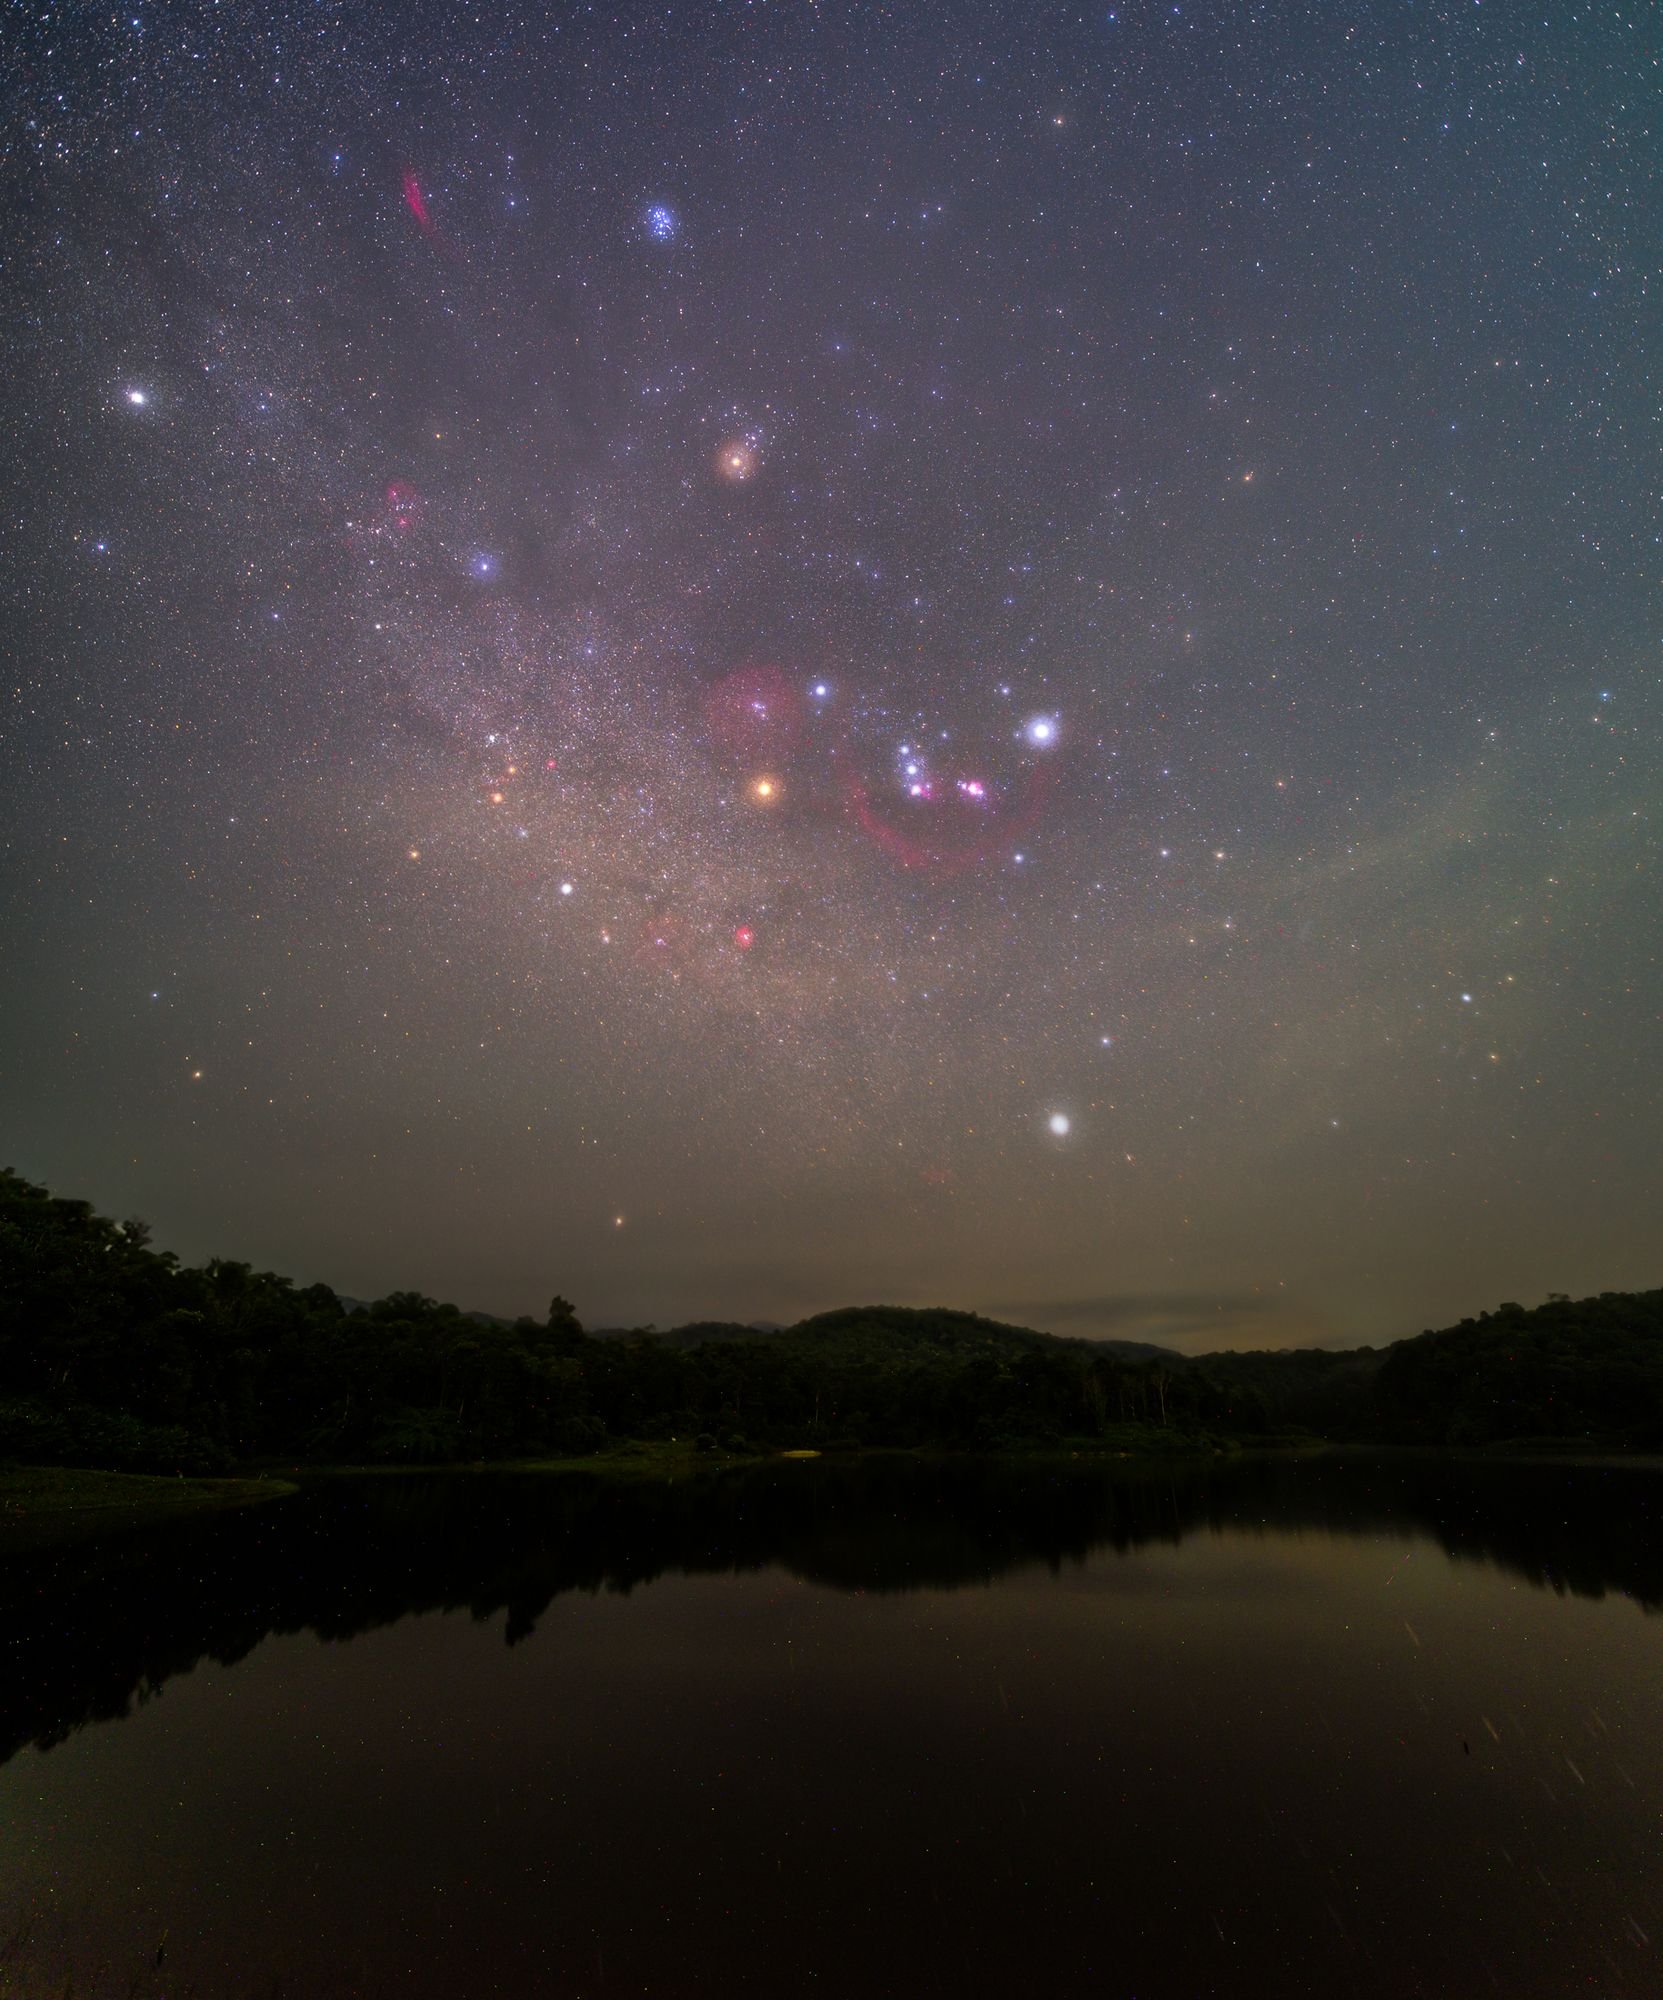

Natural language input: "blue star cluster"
[0,0,1656,1347]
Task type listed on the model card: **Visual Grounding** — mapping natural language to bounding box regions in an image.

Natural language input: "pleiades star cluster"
[0,1,1655,1347]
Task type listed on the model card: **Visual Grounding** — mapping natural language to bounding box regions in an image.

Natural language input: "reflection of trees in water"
[2,1452,1660,1768]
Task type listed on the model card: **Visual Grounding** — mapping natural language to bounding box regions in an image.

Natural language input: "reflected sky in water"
[2,1454,1661,1996]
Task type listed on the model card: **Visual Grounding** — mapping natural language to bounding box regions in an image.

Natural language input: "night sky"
[1,1,1656,1350]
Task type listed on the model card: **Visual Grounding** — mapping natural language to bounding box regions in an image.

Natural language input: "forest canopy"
[1,1168,1659,1472]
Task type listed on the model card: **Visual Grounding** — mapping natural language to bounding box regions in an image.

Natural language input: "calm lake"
[2,1453,1661,1997]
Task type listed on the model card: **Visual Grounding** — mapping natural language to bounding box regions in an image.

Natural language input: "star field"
[0,0,1657,1348]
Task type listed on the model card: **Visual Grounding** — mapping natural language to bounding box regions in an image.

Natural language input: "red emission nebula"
[701,663,1059,875]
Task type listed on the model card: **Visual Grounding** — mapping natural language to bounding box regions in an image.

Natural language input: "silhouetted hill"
[596,1310,1182,1363]
[1089,1337,1190,1363]
[594,1320,771,1348]
[341,1296,521,1331]
[0,1169,1242,1465]
[784,1304,1069,1361]
[1,1166,1657,1466]
[1189,1292,1663,1446]
[1372,1290,1663,1446]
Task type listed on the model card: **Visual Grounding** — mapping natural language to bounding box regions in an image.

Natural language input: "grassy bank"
[0,1465,297,1555]
[0,1430,1321,1556]
[287,1427,1277,1486]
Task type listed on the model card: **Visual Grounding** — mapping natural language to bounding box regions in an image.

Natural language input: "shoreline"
[0,1465,298,1556]
[4,1436,1659,1558]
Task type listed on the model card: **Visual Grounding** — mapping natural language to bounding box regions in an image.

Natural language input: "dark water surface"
[3,1452,1662,1997]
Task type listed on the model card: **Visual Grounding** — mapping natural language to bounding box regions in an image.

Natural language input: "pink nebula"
[384,480,422,531]
[846,761,1057,876]
[401,170,434,235]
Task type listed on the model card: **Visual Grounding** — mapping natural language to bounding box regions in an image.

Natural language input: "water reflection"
[2,1450,1659,1771]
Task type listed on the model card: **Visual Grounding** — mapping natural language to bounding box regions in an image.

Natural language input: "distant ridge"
[4,1167,1659,1465]
[591,1306,1184,1364]
[352,1299,1183,1357]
